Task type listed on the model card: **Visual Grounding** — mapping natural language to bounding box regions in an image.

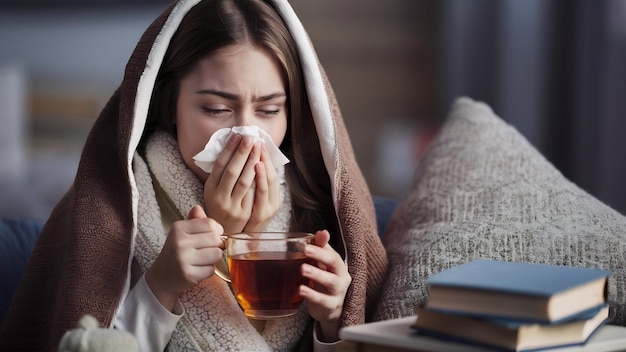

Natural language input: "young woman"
[0,1,388,351]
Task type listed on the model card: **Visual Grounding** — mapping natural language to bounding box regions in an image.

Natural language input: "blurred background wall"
[438,0,626,217]
[0,0,624,221]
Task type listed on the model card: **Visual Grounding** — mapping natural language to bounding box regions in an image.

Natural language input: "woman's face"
[176,43,288,181]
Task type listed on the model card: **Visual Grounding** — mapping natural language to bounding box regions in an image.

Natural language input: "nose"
[236,108,254,127]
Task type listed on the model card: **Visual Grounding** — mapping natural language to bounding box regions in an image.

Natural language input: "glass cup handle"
[214,235,231,283]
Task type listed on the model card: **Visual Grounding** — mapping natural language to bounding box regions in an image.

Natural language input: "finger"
[299,284,340,311]
[211,135,254,192]
[259,144,277,180]
[221,136,256,192]
[187,205,207,220]
[189,247,224,267]
[183,263,217,284]
[312,230,331,248]
[258,146,279,203]
[253,161,269,200]
[305,242,347,276]
[231,141,262,201]
[301,263,347,295]
[174,216,224,242]
[206,133,242,189]
[240,182,255,213]
[171,227,224,253]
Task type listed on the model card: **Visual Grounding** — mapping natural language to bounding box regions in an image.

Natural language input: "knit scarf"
[132,131,309,351]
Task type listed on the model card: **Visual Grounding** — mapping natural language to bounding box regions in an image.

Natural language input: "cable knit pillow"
[373,97,626,325]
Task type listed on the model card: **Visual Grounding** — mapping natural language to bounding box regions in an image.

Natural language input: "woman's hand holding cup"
[145,204,349,343]
[299,230,352,343]
[145,205,225,312]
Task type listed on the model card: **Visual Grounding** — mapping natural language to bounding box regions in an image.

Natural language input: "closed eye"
[202,107,231,116]
[259,109,281,116]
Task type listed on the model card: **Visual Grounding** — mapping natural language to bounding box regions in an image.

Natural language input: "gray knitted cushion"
[373,97,626,325]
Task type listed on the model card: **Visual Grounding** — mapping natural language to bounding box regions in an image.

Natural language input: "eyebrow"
[196,89,286,102]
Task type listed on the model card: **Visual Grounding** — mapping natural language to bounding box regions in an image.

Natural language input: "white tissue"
[192,126,290,173]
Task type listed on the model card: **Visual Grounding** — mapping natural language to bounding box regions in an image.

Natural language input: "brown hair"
[143,0,341,250]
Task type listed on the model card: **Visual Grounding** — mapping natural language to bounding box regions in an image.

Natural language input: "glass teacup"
[215,232,315,319]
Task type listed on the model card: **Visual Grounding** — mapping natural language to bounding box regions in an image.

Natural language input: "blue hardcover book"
[425,259,610,323]
[413,305,610,352]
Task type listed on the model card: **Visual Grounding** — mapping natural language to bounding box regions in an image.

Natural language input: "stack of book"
[413,259,611,351]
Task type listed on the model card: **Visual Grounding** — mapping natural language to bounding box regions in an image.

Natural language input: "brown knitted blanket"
[0,1,388,350]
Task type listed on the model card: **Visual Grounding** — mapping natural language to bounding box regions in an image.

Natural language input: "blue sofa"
[0,218,43,325]
[0,196,400,326]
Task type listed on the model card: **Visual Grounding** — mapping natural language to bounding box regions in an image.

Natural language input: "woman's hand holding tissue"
[203,133,281,234]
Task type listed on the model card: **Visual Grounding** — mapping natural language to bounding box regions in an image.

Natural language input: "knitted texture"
[373,97,626,325]
[0,1,387,350]
[133,131,305,351]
